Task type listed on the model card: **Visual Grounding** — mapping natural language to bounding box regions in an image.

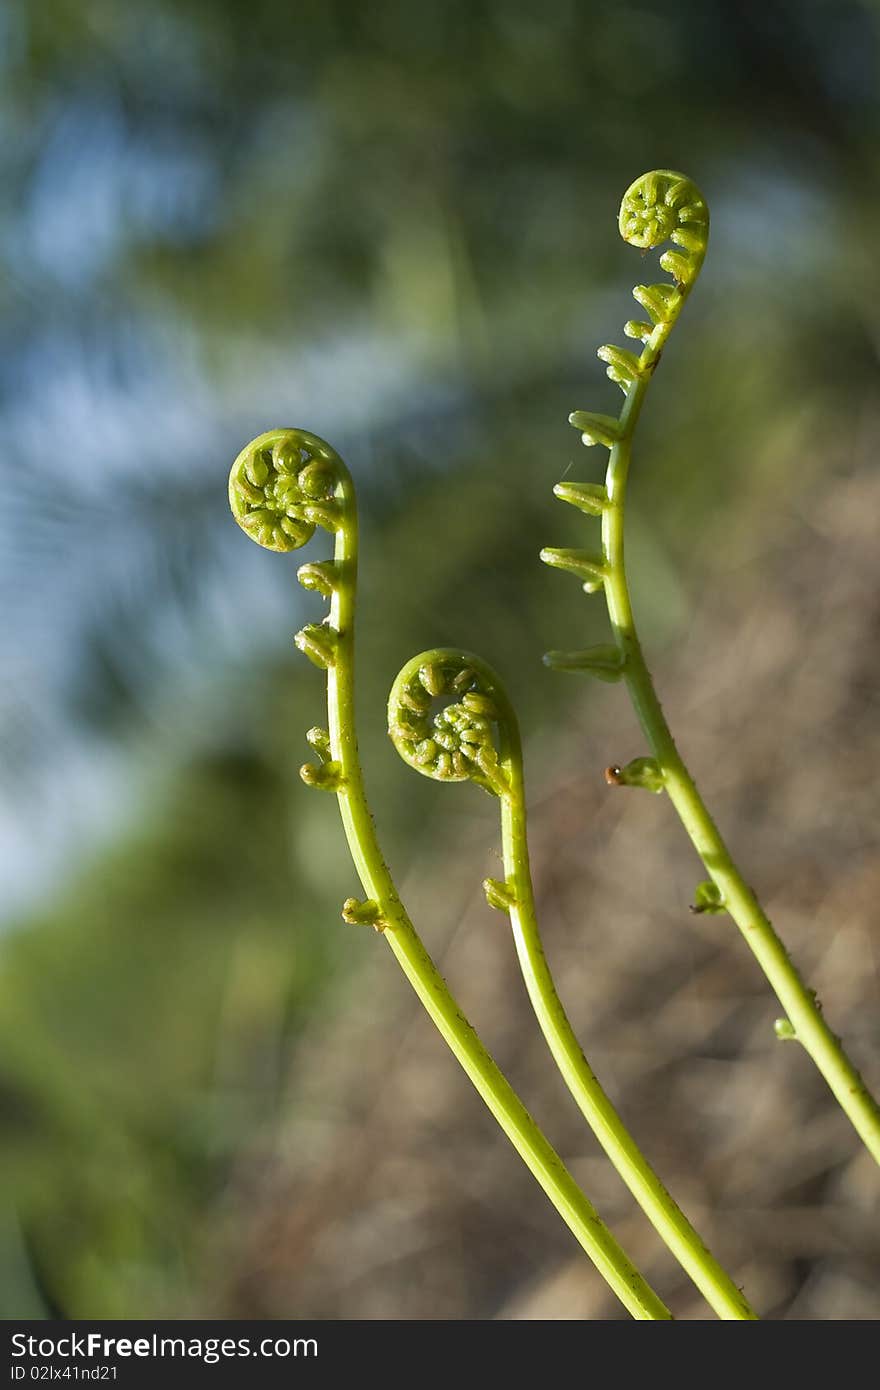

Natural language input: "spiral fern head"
[388,650,512,798]
[618,170,709,289]
[229,427,344,552]
[545,171,710,664]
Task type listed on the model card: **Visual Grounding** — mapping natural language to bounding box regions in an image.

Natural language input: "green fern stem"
[603,398,880,1166]
[502,721,758,1318]
[230,429,671,1320]
[390,648,756,1319]
[548,170,880,1165]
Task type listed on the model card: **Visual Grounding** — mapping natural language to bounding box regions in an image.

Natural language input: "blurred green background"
[1,0,879,1319]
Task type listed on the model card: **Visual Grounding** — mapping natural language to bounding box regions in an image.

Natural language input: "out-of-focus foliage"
[0,0,878,1316]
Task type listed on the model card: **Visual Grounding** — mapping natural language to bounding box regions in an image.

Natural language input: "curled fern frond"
[230,427,355,804]
[618,169,709,287]
[589,171,708,397]
[545,172,709,613]
[387,638,757,1320]
[388,650,511,797]
[229,428,346,552]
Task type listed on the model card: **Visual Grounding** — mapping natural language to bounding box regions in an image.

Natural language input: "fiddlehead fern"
[542,171,880,1165]
[389,655,510,797]
[619,169,708,289]
[229,428,344,552]
[389,648,757,1319]
[229,429,671,1320]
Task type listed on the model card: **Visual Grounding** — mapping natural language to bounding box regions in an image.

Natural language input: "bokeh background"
[1,0,879,1320]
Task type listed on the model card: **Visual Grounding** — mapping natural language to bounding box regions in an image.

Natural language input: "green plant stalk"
[498,714,758,1318]
[561,173,878,1167]
[545,171,880,1164]
[601,390,880,1166]
[388,647,755,1316]
[326,475,672,1320]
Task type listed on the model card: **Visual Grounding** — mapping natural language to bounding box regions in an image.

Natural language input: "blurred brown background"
[0,0,878,1319]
